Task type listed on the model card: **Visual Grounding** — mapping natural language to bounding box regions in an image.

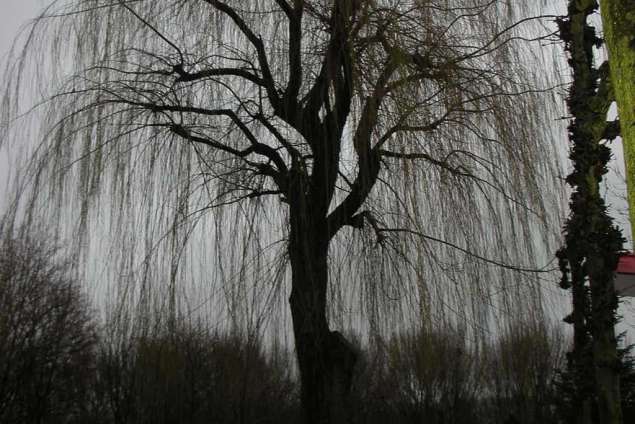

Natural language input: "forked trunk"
[288,190,357,424]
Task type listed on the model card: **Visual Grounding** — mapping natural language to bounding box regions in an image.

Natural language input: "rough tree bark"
[558,1,623,423]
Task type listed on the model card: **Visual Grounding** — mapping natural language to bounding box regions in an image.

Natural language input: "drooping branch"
[103,99,289,174]
[0,7,568,422]
[201,0,281,109]
[378,228,556,274]
[119,1,185,65]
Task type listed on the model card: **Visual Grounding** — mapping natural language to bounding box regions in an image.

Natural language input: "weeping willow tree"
[0,1,565,423]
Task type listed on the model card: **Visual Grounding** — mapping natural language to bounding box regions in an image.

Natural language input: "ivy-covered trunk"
[558,1,623,423]
[599,0,635,242]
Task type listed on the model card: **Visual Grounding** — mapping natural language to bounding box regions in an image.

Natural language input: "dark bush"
[350,324,566,424]
[483,324,565,424]
[0,234,97,423]
[93,323,299,424]
[350,327,481,424]
[0,231,586,424]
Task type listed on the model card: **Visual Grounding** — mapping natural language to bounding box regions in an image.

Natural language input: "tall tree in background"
[1,1,563,423]
[557,1,623,423]
[599,0,635,241]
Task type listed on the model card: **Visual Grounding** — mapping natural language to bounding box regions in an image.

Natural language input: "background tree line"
[2,232,634,424]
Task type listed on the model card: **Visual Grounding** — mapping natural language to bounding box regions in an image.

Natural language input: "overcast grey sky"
[0,1,42,59]
[0,0,633,336]
[1,0,44,212]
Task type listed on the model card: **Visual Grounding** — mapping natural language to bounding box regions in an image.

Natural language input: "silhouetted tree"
[1,1,564,422]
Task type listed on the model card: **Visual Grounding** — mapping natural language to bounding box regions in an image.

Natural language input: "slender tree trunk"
[599,0,635,242]
[288,173,357,424]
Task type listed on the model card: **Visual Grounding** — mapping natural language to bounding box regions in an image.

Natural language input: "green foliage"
[600,0,635,240]
[0,1,571,422]
[0,0,564,348]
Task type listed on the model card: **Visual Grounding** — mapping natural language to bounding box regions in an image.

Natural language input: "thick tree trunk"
[600,0,635,242]
[570,276,593,424]
[288,175,357,424]
[589,255,622,424]
[558,2,624,423]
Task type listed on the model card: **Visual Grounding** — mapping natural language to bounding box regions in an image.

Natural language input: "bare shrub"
[93,322,299,424]
[483,324,566,424]
[351,326,481,424]
[349,323,566,424]
[0,232,97,423]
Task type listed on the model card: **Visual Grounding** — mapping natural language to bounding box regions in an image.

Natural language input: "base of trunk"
[295,329,358,424]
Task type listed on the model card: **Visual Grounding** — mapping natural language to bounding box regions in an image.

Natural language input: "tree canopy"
[1,1,566,421]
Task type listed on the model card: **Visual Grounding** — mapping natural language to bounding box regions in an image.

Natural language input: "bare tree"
[0,228,97,423]
[1,1,565,423]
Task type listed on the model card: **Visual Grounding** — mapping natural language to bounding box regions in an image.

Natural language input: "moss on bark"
[600,0,635,242]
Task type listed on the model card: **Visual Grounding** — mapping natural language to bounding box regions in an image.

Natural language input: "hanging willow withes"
[1,1,566,422]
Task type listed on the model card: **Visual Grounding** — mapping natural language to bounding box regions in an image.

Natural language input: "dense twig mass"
[1,1,565,421]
